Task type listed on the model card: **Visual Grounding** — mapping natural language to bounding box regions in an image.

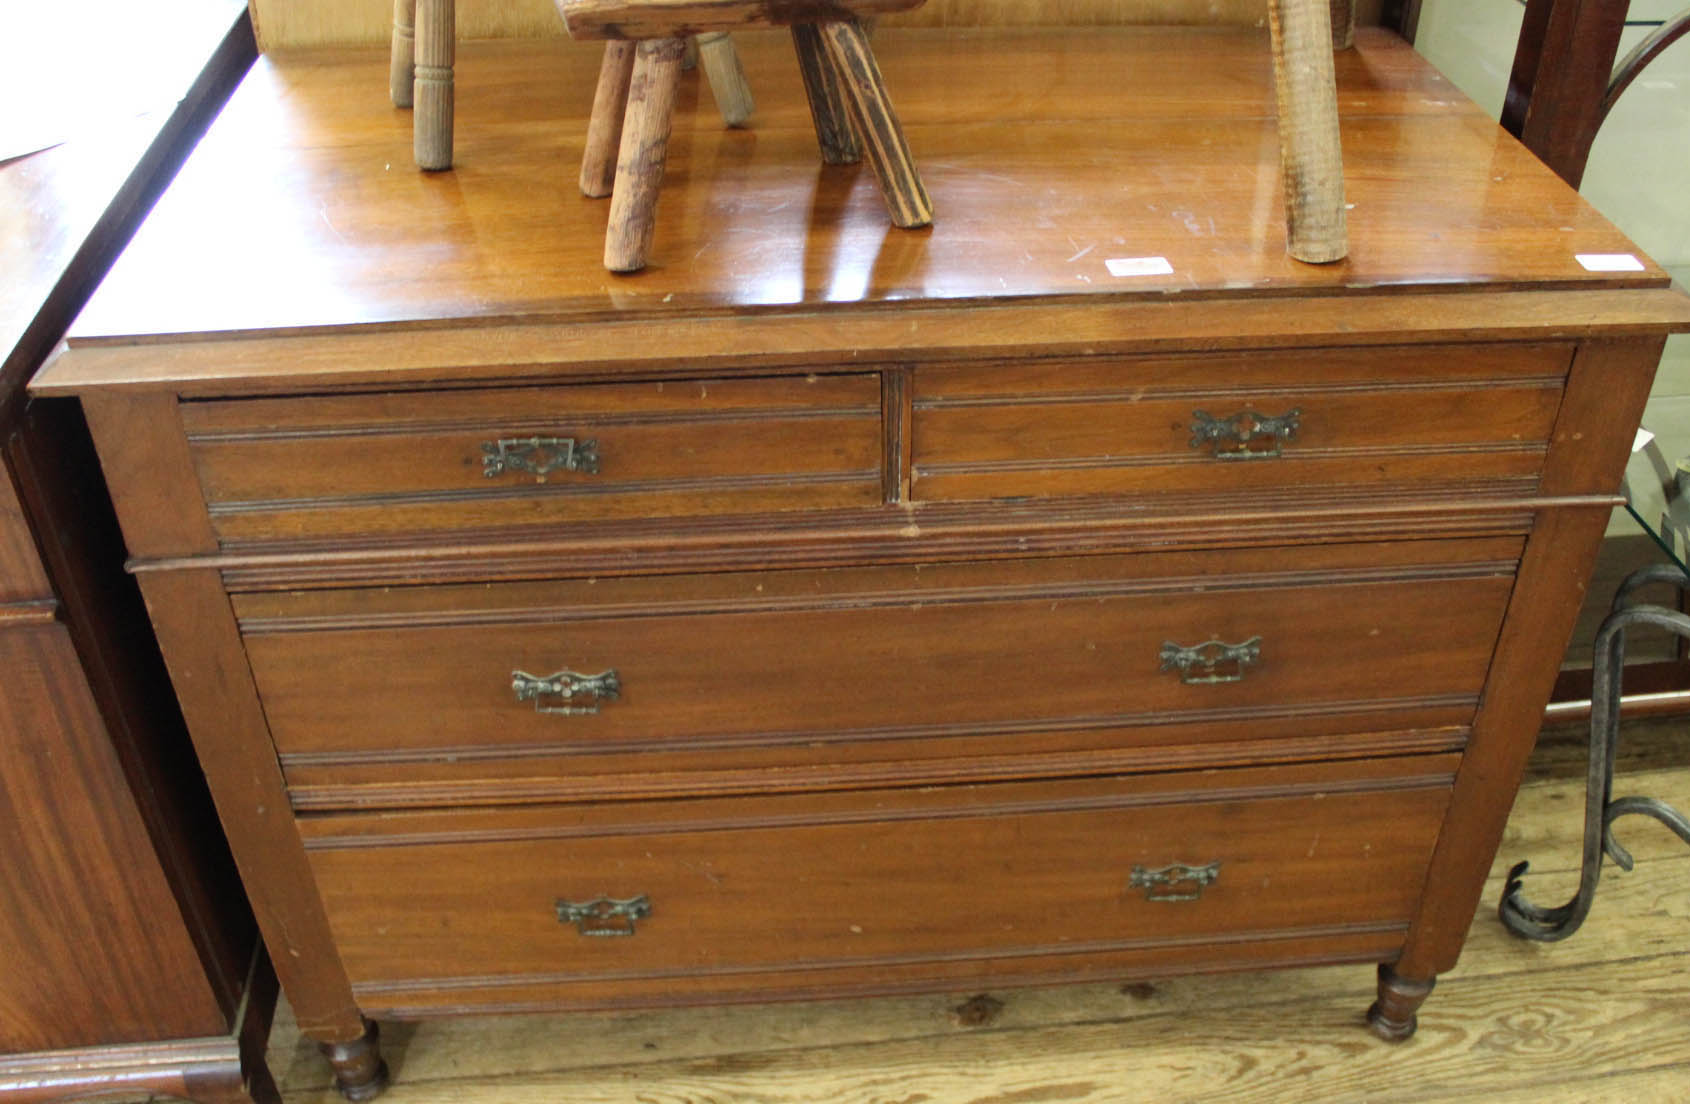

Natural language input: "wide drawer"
[180,375,883,542]
[911,343,1570,502]
[240,537,1521,808]
[299,756,1456,1015]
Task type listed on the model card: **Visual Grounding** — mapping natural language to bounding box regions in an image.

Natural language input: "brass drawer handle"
[556,894,651,937]
[512,668,621,715]
[1160,637,1261,684]
[482,436,600,479]
[1189,408,1300,460]
[1130,861,1221,902]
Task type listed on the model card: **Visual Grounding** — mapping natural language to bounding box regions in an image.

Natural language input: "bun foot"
[319,1019,390,1101]
[1366,963,1435,1042]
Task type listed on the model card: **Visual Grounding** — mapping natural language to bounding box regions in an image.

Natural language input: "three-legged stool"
[558,0,933,272]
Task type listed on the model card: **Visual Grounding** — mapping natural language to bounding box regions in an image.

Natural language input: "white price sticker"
[1576,253,1646,272]
[1106,256,1175,277]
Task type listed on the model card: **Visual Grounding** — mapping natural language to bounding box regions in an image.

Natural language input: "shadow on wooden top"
[61,27,1667,348]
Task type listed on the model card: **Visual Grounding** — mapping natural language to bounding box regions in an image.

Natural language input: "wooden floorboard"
[256,720,1690,1103]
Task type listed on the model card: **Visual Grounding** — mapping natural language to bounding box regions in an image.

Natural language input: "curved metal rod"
[1500,564,1690,941]
[1599,9,1690,131]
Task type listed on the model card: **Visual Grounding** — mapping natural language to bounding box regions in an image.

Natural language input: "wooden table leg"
[1331,0,1356,49]
[697,32,754,128]
[1268,0,1347,263]
[605,37,686,272]
[413,0,454,170]
[390,0,415,107]
[792,24,861,165]
[581,42,636,197]
[819,21,932,229]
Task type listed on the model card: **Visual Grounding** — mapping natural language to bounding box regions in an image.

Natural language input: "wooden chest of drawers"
[32,26,1690,1099]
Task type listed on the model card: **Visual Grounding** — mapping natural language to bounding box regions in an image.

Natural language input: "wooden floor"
[255,719,1690,1104]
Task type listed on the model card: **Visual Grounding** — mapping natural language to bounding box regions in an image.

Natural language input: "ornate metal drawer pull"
[481,436,600,479]
[1189,408,1301,460]
[511,668,621,715]
[555,895,651,937]
[1160,637,1262,684]
[1130,861,1222,902]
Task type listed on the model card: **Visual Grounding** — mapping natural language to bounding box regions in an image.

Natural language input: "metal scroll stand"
[1501,431,1690,940]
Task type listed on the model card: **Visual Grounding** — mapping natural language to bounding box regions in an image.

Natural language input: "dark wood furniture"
[0,5,276,1102]
[32,27,1690,1098]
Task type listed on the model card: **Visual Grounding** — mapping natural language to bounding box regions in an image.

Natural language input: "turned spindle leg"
[390,0,415,107]
[318,1019,389,1101]
[697,32,755,127]
[581,42,637,197]
[413,0,455,170]
[1331,0,1356,49]
[818,21,932,228]
[1268,0,1347,263]
[792,24,861,164]
[1366,963,1436,1042]
[605,37,686,272]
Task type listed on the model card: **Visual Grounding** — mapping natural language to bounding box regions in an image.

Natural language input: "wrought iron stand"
[1501,563,1690,940]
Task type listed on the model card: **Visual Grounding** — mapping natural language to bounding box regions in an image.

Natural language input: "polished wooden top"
[0,0,248,406]
[59,26,1671,355]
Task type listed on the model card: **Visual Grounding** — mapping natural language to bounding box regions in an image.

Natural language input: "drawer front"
[181,375,883,542]
[241,537,1520,807]
[300,757,1456,1013]
[911,344,1570,502]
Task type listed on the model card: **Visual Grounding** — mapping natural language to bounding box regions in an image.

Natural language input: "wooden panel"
[0,469,49,602]
[183,375,883,542]
[46,31,1671,355]
[0,623,226,1050]
[912,344,1568,502]
[300,756,1456,1011]
[240,538,1518,804]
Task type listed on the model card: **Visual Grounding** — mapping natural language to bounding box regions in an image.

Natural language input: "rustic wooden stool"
[389,0,757,171]
[558,0,934,272]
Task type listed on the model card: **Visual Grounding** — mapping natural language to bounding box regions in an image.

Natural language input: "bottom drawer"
[300,755,1457,1016]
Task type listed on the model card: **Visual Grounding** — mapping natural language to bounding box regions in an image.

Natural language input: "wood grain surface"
[239,539,1517,802]
[0,623,227,1050]
[299,756,1455,1013]
[249,0,1389,48]
[47,29,1670,354]
[258,726,1690,1103]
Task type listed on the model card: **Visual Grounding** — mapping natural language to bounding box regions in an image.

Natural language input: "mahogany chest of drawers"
[33,26,1690,1098]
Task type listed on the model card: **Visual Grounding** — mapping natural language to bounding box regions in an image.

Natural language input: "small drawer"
[238,536,1521,809]
[180,375,883,542]
[299,756,1456,1015]
[910,343,1570,502]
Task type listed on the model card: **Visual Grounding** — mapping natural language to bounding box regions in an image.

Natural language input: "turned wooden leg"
[390,0,415,107]
[413,0,454,170]
[605,37,686,272]
[1268,0,1346,263]
[581,42,637,198]
[319,1019,389,1102]
[792,24,861,165]
[697,32,754,128]
[1330,0,1356,49]
[818,21,932,229]
[1366,963,1435,1042]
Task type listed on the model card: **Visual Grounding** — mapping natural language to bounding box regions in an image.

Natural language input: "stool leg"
[792,24,861,164]
[413,0,454,170]
[390,0,415,107]
[605,37,686,273]
[697,32,754,128]
[1331,0,1356,49]
[581,42,637,198]
[1268,0,1347,262]
[818,21,931,228]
